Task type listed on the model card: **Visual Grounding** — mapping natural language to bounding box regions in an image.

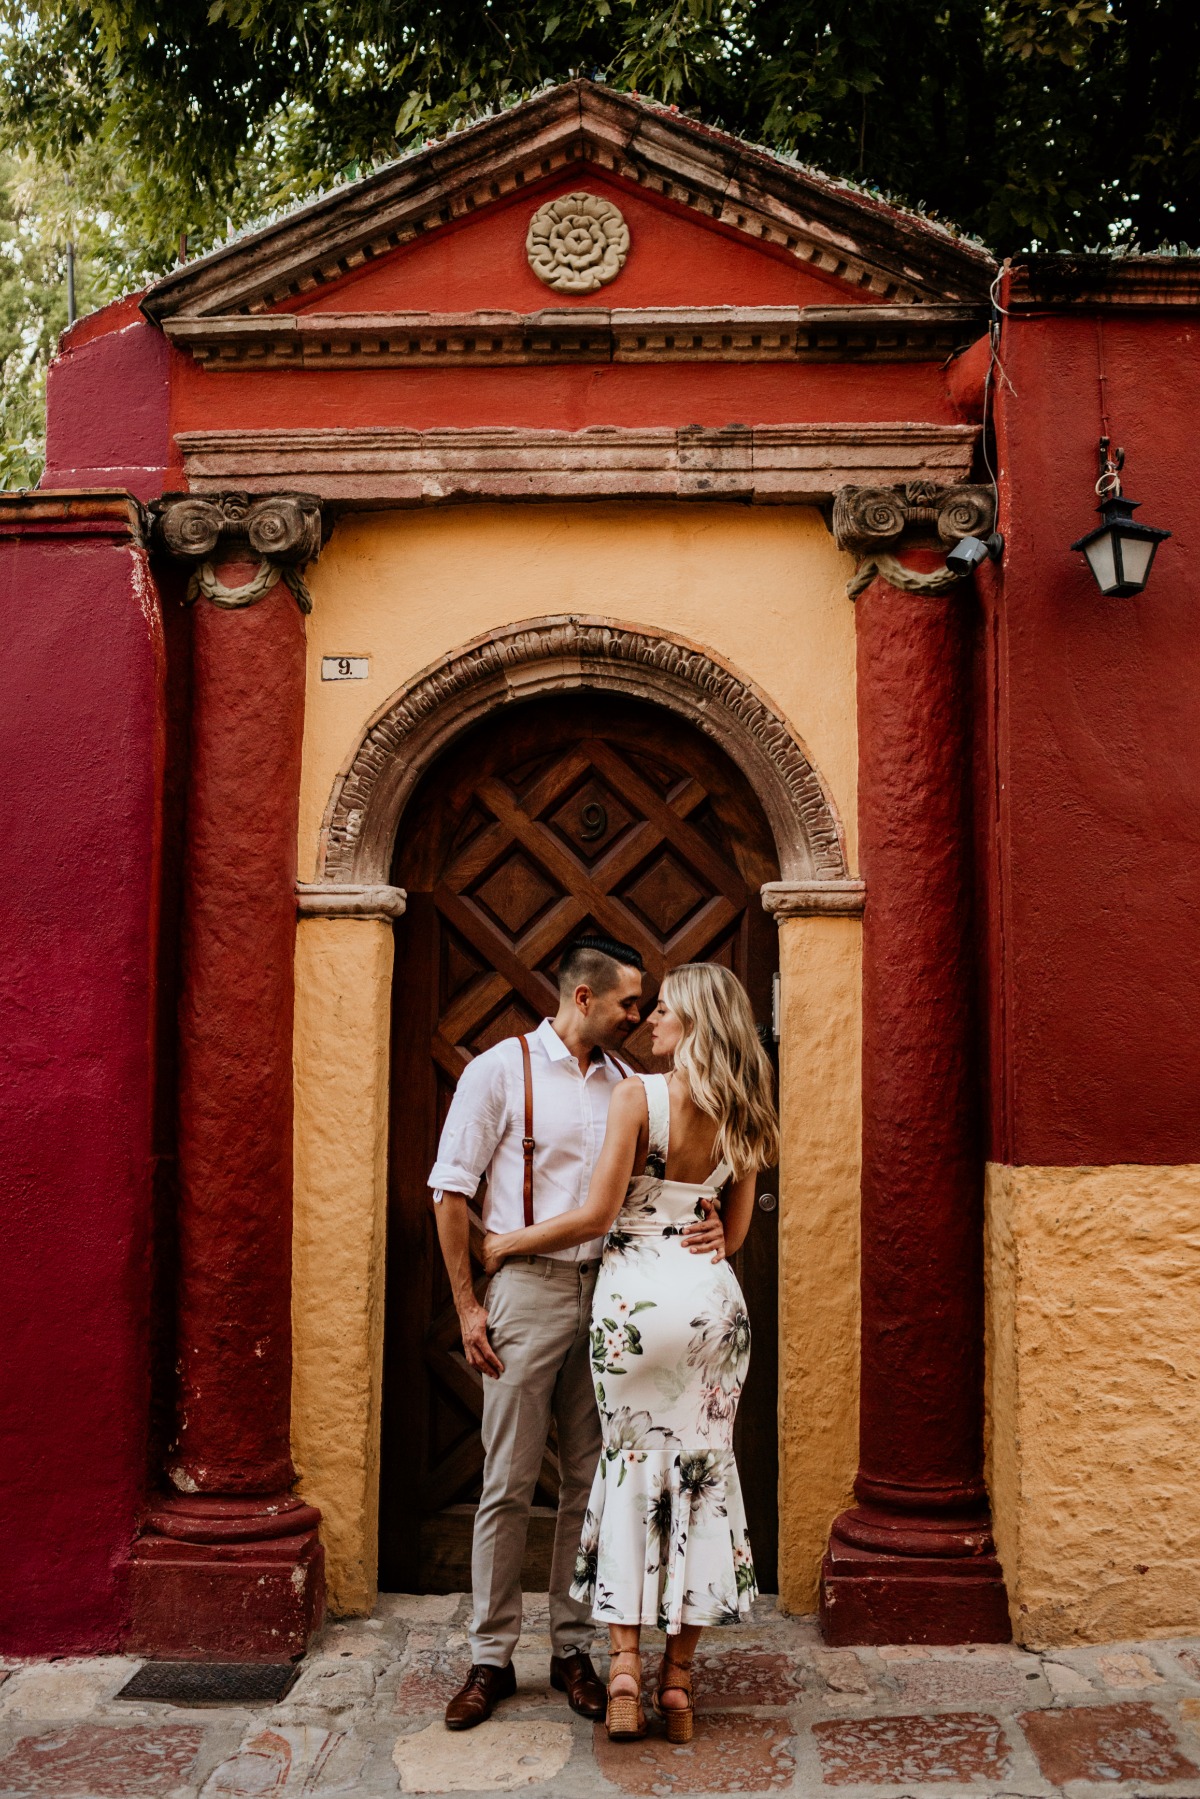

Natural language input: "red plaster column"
[820,572,1010,1645]
[130,520,324,1659]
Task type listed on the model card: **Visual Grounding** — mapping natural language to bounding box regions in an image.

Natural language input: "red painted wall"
[169,356,970,442]
[0,511,164,1652]
[165,165,974,450]
[38,170,977,490]
[43,301,171,503]
[989,288,1200,1165]
[285,169,882,314]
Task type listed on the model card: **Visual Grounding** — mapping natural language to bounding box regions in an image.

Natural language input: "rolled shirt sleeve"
[428,1047,510,1197]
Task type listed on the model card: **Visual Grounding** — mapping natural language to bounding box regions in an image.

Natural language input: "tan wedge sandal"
[606,1650,647,1741]
[655,1652,695,1744]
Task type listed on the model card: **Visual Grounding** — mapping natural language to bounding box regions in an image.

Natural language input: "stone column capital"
[761,880,865,920]
[296,882,407,921]
[149,490,326,613]
[831,480,996,557]
[831,480,996,602]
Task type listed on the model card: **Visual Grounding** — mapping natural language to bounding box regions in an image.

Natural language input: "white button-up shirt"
[429,1017,629,1261]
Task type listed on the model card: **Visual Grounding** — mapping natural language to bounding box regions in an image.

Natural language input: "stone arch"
[317,614,847,885]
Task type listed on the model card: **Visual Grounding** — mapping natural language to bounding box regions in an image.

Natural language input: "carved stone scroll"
[317,616,847,888]
[832,479,996,600]
[832,480,995,556]
[163,305,986,372]
[150,490,325,613]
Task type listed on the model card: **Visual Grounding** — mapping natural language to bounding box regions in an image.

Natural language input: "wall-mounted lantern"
[1071,441,1170,598]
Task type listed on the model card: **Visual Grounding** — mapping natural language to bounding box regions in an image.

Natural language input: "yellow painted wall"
[298,503,858,878]
[776,914,862,1612]
[986,1161,1200,1646]
[291,502,862,1608]
[292,916,394,1616]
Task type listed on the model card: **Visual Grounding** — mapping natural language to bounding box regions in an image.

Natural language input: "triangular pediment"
[142,80,993,328]
[264,167,894,318]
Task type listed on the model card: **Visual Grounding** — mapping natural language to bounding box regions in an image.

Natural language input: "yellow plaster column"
[765,885,863,1613]
[291,885,403,1615]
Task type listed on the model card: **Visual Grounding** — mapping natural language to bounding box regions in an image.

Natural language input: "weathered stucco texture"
[299,502,857,878]
[988,304,1200,1168]
[0,516,162,1652]
[292,917,394,1615]
[776,915,861,1612]
[986,1162,1200,1646]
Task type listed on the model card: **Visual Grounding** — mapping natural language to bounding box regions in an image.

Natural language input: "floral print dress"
[569,1073,757,1631]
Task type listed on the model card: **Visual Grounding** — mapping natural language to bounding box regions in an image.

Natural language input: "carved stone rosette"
[832,479,995,599]
[149,491,326,613]
[526,192,630,293]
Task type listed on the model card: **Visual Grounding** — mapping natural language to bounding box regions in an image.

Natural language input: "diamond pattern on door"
[547,776,636,864]
[381,695,780,1595]
[471,851,559,937]
[621,852,708,937]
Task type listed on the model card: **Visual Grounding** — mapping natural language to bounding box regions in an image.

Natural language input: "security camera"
[946,532,1004,575]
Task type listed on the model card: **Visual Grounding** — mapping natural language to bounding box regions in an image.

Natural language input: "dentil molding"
[161,304,983,370]
[140,82,993,326]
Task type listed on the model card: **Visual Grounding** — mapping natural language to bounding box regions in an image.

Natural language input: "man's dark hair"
[557,934,645,998]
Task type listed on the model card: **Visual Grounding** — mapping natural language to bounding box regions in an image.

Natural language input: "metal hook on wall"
[1097,436,1125,499]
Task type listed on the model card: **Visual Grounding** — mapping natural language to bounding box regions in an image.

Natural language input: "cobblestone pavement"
[4,1595,1200,1798]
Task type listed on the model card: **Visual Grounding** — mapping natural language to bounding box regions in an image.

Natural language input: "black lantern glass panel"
[1071,496,1170,598]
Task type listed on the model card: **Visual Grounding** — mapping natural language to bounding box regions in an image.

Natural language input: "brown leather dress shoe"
[550,1651,606,1720]
[444,1661,517,1730]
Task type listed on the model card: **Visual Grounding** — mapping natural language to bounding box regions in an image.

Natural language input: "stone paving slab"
[3,1596,1200,1797]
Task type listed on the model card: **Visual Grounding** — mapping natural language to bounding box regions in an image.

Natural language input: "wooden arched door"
[380,693,781,1593]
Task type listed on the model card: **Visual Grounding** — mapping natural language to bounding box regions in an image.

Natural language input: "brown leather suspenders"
[516,1034,627,1231]
[519,1034,536,1229]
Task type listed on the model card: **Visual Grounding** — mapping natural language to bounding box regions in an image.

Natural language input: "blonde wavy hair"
[660,962,779,1179]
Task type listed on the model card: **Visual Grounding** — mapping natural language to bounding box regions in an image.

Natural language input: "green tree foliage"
[6,0,1198,267]
[0,140,138,485]
[0,2,1197,483]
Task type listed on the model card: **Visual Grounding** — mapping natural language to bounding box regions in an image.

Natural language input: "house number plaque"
[321,656,370,681]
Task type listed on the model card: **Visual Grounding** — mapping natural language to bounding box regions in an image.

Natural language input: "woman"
[482,962,779,1744]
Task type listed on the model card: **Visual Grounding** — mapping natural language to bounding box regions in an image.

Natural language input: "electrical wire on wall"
[981,261,1016,526]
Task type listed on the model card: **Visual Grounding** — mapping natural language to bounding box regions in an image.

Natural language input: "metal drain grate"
[117,1661,302,1705]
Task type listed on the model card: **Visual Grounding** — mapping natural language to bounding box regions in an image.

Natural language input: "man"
[429,934,645,1731]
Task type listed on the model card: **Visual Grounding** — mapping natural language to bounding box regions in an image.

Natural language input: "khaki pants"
[469,1256,601,1667]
